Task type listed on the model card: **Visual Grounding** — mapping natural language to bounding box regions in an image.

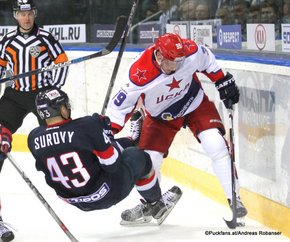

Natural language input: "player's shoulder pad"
[91,113,102,121]
[129,46,161,86]
[79,113,101,124]
[72,114,103,134]
[87,113,107,127]
[28,127,36,139]
[182,39,198,56]
[28,126,44,141]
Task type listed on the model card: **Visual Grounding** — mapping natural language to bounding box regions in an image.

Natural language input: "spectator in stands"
[140,0,159,20]
[251,0,264,5]
[234,0,250,25]
[195,1,211,21]
[215,4,233,25]
[282,0,290,23]
[144,4,160,19]
[260,2,281,39]
[261,2,280,24]
[233,0,250,40]
[217,0,232,9]
[157,0,179,34]
[178,0,197,21]
[0,0,14,25]
[142,0,157,11]
[248,4,261,23]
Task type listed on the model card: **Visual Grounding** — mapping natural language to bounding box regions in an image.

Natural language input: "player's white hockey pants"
[145,128,240,200]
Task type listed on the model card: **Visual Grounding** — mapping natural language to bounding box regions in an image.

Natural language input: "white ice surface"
[0,152,289,242]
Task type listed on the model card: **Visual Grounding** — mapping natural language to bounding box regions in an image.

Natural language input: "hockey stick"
[101,0,139,115]
[223,101,237,229]
[0,16,128,84]
[6,153,79,242]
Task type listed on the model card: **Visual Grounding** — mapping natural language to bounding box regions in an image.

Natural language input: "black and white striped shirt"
[0,24,68,92]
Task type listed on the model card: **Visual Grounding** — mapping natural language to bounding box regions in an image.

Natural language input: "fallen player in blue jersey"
[27,88,182,225]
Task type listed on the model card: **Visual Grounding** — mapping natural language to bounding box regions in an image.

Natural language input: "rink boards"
[8,50,290,238]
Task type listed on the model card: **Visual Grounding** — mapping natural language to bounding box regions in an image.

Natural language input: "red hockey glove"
[0,125,12,154]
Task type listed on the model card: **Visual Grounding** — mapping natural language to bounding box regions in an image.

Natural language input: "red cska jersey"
[106,39,225,132]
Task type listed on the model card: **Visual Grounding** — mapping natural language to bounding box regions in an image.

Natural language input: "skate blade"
[237,217,246,227]
[120,216,152,226]
[156,206,174,225]
[157,194,183,225]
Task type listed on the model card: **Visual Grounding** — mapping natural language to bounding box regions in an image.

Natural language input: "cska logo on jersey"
[166,77,182,91]
[30,46,41,58]
[133,68,147,83]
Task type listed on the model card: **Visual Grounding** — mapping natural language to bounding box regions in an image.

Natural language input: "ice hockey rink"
[0,152,289,242]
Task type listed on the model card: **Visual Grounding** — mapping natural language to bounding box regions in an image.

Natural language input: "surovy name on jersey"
[33,131,74,150]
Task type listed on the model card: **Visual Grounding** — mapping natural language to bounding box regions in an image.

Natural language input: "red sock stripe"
[136,170,156,186]
[93,146,114,159]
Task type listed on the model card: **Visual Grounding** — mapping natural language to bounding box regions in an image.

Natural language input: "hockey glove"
[215,72,240,109]
[100,115,114,140]
[0,125,12,154]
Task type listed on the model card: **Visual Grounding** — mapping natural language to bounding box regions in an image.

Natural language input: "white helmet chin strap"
[154,50,167,74]
[154,50,161,65]
[154,50,179,75]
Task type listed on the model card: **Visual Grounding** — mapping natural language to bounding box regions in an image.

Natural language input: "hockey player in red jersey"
[106,33,247,225]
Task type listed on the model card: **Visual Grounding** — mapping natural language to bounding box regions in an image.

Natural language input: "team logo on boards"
[30,46,41,57]
[255,24,266,51]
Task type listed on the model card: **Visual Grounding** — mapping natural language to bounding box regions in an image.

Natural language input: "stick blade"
[105,15,128,52]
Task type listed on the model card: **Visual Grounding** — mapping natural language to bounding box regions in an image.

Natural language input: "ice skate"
[120,201,153,225]
[228,197,248,227]
[0,217,14,242]
[151,186,183,225]
[129,109,145,145]
[120,186,182,226]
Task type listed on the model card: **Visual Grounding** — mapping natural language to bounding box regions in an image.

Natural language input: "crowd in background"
[139,0,288,39]
[0,0,289,41]
[140,0,286,24]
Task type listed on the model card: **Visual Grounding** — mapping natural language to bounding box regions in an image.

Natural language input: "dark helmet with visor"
[36,88,70,120]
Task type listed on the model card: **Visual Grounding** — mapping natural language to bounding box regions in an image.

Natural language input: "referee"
[0,1,69,241]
